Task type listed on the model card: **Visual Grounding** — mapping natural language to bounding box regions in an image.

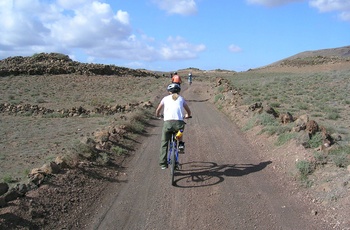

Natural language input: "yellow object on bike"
[175,130,183,140]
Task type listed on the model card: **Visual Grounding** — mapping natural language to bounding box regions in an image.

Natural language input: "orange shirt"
[172,75,182,84]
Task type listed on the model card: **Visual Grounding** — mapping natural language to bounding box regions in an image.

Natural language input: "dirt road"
[84,83,330,230]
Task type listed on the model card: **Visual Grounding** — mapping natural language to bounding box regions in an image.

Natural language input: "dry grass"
[0,74,169,183]
[226,68,350,142]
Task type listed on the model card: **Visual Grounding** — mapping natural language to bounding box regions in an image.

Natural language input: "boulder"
[265,106,279,118]
[0,183,9,196]
[0,197,6,207]
[4,189,21,202]
[279,112,293,124]
[295,114,309,128]
[55,156,69,168]
[306,120,319,138]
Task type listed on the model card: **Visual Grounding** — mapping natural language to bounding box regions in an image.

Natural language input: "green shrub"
[296,102,309,110]
[242,117,257,131]
[36,98,46,103]
[296,160,314,177]
[70,140,97,160]
[275,132,297,146]
[269,102,280,108]
[331,153,349,168]
[276,124,293,135]
[259,126,279,136]
[307,132,323,148]
[112,146,127,156]
[313,151,328,165]
[2,175,15,183]
[326,112,341,120]
[256,113,279,126]
[214,94,223,103]
[23,169,30,176]
[217,86,225,93]
[43,112,66,118]
[328,146,350,168]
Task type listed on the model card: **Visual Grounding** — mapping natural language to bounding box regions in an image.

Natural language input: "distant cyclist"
[171,72,182,85]
[188,72,192,85]
[155,83,191,169]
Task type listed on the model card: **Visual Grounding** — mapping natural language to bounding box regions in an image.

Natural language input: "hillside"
[286,45,350,59]
[260,45,350,70]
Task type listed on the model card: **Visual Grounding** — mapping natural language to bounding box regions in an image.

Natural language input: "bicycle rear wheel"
[170,142,176,186]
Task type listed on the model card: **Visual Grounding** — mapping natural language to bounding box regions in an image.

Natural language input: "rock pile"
[0,156,75,207]
[0,122,131,208]
[248,103,341,151]
[0,101,153,117]
[0,53,154,77]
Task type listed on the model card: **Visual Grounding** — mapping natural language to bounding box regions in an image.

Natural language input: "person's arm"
[156,102,164,117]
[183,103,191,118]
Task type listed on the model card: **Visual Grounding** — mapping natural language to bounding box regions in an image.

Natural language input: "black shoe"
[178,141,185,153]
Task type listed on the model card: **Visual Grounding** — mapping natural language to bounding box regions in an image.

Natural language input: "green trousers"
[159,120,186,166]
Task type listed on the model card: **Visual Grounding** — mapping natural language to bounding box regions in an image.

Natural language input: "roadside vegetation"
[0,71,170,184]
[211,65,350,186]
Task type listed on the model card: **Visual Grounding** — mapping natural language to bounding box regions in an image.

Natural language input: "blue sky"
[0,0,349,72]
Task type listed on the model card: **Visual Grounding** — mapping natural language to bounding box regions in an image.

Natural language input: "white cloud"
[0,0,204,65]
[160,36,206,60]
[49,2,132,47]
[247,0,350,22]
[309,0,350,12]
[228,44,243,53]
[340,11,350,21]
[56,0,94,9]
[115,10,130,25]
[152,0,197,15]
[246,0,304,7]
[309,0,350,21]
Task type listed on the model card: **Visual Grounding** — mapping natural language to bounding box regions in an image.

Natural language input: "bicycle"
[166,116,191,186]
[167,130,181,186]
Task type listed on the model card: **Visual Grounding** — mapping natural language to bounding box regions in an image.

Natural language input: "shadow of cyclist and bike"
[173,160,272,188]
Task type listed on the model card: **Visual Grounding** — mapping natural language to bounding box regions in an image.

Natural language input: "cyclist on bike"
[155,83,191,169]
[171,72,182,85]
[188,72,192,85]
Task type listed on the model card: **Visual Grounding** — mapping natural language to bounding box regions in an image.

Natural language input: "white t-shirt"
[160,94,187,121]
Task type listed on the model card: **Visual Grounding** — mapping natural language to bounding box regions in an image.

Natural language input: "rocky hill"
[286,45,350,59]
[265,45,350,68]
[0,53,154,77]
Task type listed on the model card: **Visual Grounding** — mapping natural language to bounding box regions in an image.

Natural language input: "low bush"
[275,132,297,146]
[296,160,314,178]
[112,146,128,156]
[307,132,323,148]
[328,146,350,168]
